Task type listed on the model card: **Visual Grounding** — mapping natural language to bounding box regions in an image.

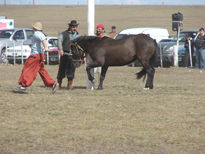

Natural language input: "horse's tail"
[136,39,158,81]
[149,39,159,67]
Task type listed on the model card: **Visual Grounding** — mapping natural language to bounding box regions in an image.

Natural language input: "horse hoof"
[143,87,150,90]
[97,87,103,90]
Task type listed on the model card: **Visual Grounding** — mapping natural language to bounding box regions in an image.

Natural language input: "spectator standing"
[195,27,205,69]
[108,26,118,39]
[17,22,57,93]
[57,20,79,89]
[86,24,107,90]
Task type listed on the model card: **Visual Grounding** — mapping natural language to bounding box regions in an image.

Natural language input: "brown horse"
[71,34,158,90]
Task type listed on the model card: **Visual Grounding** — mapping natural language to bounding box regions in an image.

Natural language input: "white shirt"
[31,31,46,54]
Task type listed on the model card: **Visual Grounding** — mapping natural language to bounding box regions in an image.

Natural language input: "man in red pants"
[16,22,57,93]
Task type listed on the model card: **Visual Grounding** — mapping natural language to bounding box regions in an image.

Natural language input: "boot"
[67,79,73,90]
[57,79,62,89]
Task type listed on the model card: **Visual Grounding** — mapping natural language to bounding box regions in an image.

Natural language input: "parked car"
[5,37,59,64]
[115,27,170,43]
[158,30,198,67]
[114,27,170,67]
[0,28,34,63]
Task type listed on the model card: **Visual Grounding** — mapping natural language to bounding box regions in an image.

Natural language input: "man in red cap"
[96,24,107,38]
[86,24,108,90]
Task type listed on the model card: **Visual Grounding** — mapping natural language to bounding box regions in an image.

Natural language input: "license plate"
[50,57,57,61]
[12,53,18,56]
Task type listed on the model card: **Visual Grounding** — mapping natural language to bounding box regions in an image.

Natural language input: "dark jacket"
[195,34,205,49]
[58,29,79,53]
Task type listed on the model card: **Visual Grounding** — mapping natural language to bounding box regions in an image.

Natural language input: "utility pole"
[4,0,6,6]
[33,0,35,5]
[87,0,95,36]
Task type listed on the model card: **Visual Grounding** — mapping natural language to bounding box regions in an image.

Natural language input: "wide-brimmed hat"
[68,20,79,26]
[32,22,42,30]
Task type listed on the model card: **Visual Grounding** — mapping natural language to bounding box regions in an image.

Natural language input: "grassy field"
[0,64,205,153]
[1,5,205,36]
[1,5,205,154]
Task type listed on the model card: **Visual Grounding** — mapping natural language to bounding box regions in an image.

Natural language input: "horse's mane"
[74,35,113,43]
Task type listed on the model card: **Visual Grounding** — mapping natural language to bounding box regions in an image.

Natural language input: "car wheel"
[1,48,8,63]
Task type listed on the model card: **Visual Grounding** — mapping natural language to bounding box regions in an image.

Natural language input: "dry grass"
[0,64,205,153]
[1,5,205,154]
[1,5,205,36]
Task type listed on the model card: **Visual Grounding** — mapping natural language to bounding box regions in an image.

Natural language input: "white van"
[115,27,170,43]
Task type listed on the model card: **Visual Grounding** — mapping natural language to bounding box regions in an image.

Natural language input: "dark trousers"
[57,54,76,81]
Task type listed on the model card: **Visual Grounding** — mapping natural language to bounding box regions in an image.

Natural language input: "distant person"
[184,34,194,67]
[57,20,79,89]
[195,27,205,69]
[86,24,107,90]
[16,22,57,93]
[108,26,118,38]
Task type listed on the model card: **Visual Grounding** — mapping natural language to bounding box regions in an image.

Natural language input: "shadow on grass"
[38,85,87,90]
[11,90,28,94]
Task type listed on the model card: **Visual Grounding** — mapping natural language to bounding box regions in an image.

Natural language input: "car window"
[25,30,34,39]
[0,29,14,38]
[172,33,187,42]
[48,39,58,47]
[115,34,134,40]
[13,30,24,40]
[172,31,198,42]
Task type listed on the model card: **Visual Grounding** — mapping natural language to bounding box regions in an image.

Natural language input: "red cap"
[97,24,104,29]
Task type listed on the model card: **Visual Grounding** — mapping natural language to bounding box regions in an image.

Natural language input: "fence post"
[21,41,24,64]
[5,42,8,64]
[173,45,178,67]
[13,41,16,65]
[46,51,49,65]
[159,43,163,67]
[188,39,193,67]
[174,27,180,67]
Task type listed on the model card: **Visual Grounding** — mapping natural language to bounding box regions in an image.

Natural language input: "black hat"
[68,20,79,26]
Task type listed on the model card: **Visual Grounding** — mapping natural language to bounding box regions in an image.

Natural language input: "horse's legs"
[140,59,155,89]
[149,66,155,89]
[145,66,155,89]
[86,66,95,82]
[97,66,108,90]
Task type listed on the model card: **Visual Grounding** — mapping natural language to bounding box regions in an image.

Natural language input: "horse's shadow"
[38,85,86,90]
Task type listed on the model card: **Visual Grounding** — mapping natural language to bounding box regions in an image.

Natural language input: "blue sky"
[0,0,205,5]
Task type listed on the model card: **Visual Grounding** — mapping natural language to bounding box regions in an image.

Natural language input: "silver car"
[0,28,34,63]
[5,37,59,64]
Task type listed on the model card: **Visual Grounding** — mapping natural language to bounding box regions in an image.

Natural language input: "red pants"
[18,54,55,87]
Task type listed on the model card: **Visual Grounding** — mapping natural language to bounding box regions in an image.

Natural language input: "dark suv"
[158,30,198,67]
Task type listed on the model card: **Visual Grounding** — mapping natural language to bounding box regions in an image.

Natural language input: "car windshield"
[0,29,15,38]
[172,33,187,42]
[172,31,198,42]
[115,34,135,40]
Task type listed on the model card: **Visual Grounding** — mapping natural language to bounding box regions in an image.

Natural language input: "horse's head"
[70,41,85,67]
